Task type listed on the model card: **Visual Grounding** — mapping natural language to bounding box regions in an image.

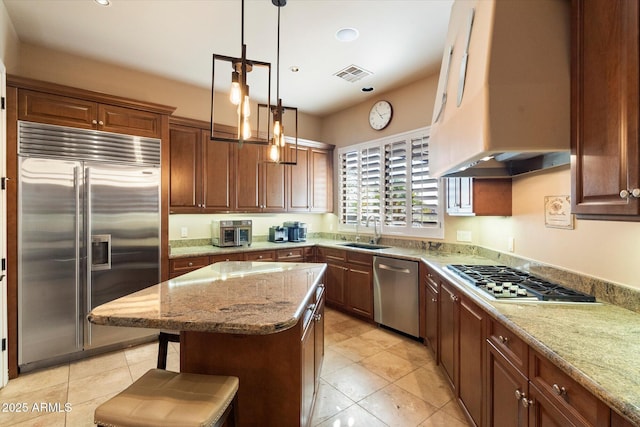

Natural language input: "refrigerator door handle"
[74,165,81,350]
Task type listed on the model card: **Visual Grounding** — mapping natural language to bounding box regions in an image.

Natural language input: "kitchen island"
[89,261,327,427]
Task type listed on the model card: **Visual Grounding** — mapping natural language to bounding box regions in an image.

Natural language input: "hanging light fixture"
[210,0,271,146]
[258,0,298,165]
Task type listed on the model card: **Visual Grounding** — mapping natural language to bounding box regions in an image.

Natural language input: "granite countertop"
[169,238,640,425]
[88,261,327,335]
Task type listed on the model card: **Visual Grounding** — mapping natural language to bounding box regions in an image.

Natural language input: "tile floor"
[0,308,471,426]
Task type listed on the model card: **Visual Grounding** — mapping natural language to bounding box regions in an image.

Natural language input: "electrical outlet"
[181,227,188,238]
[456,230,472,242]
[508,237,515,252]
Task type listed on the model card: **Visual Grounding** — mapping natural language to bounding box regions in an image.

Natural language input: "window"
[338,127,443,239]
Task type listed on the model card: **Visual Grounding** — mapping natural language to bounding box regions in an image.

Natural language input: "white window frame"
[338,127,444,239]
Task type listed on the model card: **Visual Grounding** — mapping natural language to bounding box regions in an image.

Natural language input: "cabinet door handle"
[514,390,523,400]
[314,313,322,322]
[498,335,509,344]
[431,298,438,303]
[450,294,459,302]
[91,119,98,125]
[521,397,534,408]
[188,262,193,267]
[552,384,566,396]
[98,120,104,126]
[258,255,263,259]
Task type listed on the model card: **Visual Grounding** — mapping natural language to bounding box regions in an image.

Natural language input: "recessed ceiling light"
[335,27,359,42]
[361,87,374,92]
[94,0,111,6]
[289,66,300,73]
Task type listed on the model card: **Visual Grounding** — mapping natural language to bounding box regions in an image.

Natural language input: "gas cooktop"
[447,264,596,303]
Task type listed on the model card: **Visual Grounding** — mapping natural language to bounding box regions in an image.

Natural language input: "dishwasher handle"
[377,263,412,274]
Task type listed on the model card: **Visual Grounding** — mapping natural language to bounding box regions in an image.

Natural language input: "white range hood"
[429,0,571,178]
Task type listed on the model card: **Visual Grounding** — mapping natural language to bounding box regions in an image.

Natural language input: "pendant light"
[210,0,271,146]
[259,0,298,165]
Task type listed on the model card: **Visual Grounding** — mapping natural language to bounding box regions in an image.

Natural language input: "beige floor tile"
[438,399,469,424]
[322,363,389,402]
[419,408,472,427]
[127,358,157,382]
[359,327,405,349]
[324,329,351,346]
[386,340,435,366]
[69,350,127,382]
[314,403,388,427]
[65,392,117,427]
[67,366,132,406]
[0,365,69,399]
[332,336,385,362]
[323,308,352,325]
[123,341,158,366]
[310,379,355,425]
[0,383,68,426]
[394,365,454,408]
[359,383,438,427]
[359,351,422,382]
[330,318,377,337]
[9,410,66,427]
[320,348,353,376]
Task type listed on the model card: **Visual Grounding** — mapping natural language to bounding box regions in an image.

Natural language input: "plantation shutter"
[383,139,408,227]
[339,150,359,224]
[359,146,381,224]
[410,135,439,225]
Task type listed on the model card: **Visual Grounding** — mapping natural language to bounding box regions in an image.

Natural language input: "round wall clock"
[369,100,393,130]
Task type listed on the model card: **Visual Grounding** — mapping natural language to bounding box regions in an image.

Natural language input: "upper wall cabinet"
[18,88,163,139]
[446,178,512,216]
[169,117,235,213]
[168,119,334,214]
[571,0,640,220]
[287,145,334,213]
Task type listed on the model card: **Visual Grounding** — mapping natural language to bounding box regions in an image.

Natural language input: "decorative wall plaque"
[544,195,574,229]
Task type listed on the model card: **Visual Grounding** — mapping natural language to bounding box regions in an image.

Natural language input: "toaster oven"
[211,220,252,247]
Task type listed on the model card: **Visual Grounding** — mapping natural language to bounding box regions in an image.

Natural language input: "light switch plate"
[181,227,188,238]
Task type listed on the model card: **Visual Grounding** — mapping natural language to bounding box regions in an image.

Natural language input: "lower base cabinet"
[181,284,325,427]
[317,247,373,320]
[422,264,633,427]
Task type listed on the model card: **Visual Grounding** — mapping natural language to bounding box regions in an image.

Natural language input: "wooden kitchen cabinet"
[236,143,287,212]
[420,265,440,359]
[439,279,486,427]
[244,250,276,261]
[169,256,211,278]
[18,89,162,138]
[169,117,234,213]
[316,247,373,320]
[287,144,334,213]
[571,0,640,219]
[486,342,529,427]
[276,247,305,262]
[446,177,512,216]
[345,251,374,319]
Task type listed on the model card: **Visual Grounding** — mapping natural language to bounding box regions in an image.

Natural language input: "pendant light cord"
[276,5,280,101]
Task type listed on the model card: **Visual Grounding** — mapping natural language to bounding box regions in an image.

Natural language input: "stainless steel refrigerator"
[17,121,160,369]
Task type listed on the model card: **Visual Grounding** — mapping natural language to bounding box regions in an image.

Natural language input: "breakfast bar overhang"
[88,261,327,427]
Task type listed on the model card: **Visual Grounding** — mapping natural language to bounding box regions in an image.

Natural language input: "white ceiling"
[4,0,453,116]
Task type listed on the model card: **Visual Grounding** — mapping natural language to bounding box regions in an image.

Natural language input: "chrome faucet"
[365,215,381,244]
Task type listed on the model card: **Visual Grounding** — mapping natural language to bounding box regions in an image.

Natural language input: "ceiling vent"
[334,65,372,83]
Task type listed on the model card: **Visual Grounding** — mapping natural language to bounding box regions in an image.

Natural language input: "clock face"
[369,100,393,130]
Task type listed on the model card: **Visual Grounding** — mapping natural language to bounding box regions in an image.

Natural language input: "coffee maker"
[283,221,307,242]
[268,226,288,243]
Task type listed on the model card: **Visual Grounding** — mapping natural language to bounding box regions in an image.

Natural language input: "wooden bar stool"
[157,331,180,369]
[94,369,239,427]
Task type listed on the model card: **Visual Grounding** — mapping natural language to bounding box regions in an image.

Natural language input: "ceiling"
[4,0,453,116]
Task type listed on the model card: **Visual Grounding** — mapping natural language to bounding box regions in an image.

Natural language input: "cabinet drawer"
[346,250,373,266]
[317,247,346,262]
[170,256,210,273]
[488,319,528,374]
[210,253,244,263]
[244,250,276,261]
[529,350,605,426]
[277,247,305,261]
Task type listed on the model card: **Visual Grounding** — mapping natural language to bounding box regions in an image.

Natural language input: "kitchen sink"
[340,242,390,250]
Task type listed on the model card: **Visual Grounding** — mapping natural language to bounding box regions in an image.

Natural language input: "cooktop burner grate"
[447,264,596,302]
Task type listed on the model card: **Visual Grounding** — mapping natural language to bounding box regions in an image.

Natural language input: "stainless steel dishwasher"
[373,256,419,338]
